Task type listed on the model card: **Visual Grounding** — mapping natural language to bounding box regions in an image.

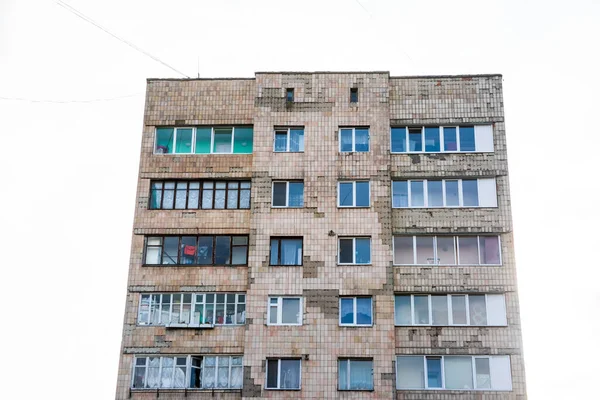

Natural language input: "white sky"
[1,0,598,398]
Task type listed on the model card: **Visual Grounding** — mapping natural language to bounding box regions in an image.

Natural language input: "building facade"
[115,72,527,399]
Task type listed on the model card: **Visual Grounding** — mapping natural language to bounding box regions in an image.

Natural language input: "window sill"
[339,324,373,328]
[338,389,374,392]
[269,264,303,267]
[266,324,303,327]
[337,206,371,209]
[337,263,372,266]
[142,264,248,268]
[264,388,302,391]
[273,151,305,154]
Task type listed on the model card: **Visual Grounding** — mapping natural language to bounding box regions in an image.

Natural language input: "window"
[339,127,369,152]
[138,293,246,326]
[154,126,253,154]
[393,235,501,266]
[338,359,373,390]
[338,181,370,207]
[144,235,248,266]
[396,355,512,391]
[270,237,303,266]
[274,128,304,152]
[267,297,302,325]
[350,88,358,103]
[266,359,301,389]
[391,178,497,208]
[150,180,251,210]
[390,125,494,153]
[286,88,294,102]
[132,355,243,389]
[394,294,507,326]
[272,181,304,207]
[338,237,371,264]
[339,297,373,326]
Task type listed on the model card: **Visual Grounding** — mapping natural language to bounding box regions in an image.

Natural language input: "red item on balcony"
[183,245,196,256]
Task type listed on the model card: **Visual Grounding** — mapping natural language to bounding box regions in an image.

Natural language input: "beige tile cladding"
[115,73,526,399]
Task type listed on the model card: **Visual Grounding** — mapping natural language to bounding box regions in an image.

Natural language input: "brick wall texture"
[115,72,526,399]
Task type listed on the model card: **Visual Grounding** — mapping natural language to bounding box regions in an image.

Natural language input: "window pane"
[188,184,200,208]
[233,127,253,154]
[397,356,425,389]
[147,358,160,388]
[270,239,279,265]
[272,182,287,206]
[175,128,193,154]
[231,365,243,388]
[213,129,233,153]
[426,357,443,388]
[414,295,430,324]
[339,239,353,263]
[155,128,174,153]
[356,298,372,325]
[394,236,414,264]
[282,298,300,324]
[451,295,467,324]
[408,128,422,151]
[280,360,300,389]
[274,131,287,151]
[160,357,174,388]
[415,236,435,264]
[445,180,459,206]
[202,184,213,209]
[266,360,278,388]
[445,357,473,389]
[458,237,479,264]
[340,129,353,152]
[280,239,302,265]
[427,181,443,207]
[475,358,491,389]
[437,236,456,265]
[355,129,369,152]
[479,236,500,264]
[339,182,353,206]
[288,182,304,207]
[459,126,476,151]
[214,188,226,209]
[150,183,162,209]
[469,295,487,325]
[462,180,479,206]
[340,298,354,324]
[355,182,370,207]
[349,360,373,390]
[391,127,407,152]
[269,304,278,324]
[410,181,424,207]
[240,188,251,208]
[338,360,348,390]
[290,129,304,152]
[197,236,213,264]
[215,236,231,264]
[162,182,175,209]
[195,128,212,154]
[355,238,371,264]
[180,236,196,264]
[145,246,161,265]
[395,296,411,325]
[133,365,146,388]
[431,296,448,325]
[424,127,440,152]
[162,237,178,264]
[175,182,187,209]
[392,181,409,208]
[231,245,247,265]
[443,127,457,151]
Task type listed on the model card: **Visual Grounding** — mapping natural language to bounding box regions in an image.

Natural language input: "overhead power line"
[55,0,189,78]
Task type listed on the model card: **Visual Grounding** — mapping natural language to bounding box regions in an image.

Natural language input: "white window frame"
[273,127,304,152]
[267,296,303,326]
[394,294,507,326]
[338,358,374,390]
[339,297,373,327]
[153,126,252,155]
[339,127,370,153]
[390,125,494,154]
[131,355,243,390]
[271,181,304,208]
[137,293,246,327]
[337,181,370,207]
[392,235,502,266]
[338,237,371,265]
[391,178,497,208]
[395,355,512,391]
[265,358,302,390]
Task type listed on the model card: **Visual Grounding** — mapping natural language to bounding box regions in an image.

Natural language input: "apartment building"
[115,72,527,399]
